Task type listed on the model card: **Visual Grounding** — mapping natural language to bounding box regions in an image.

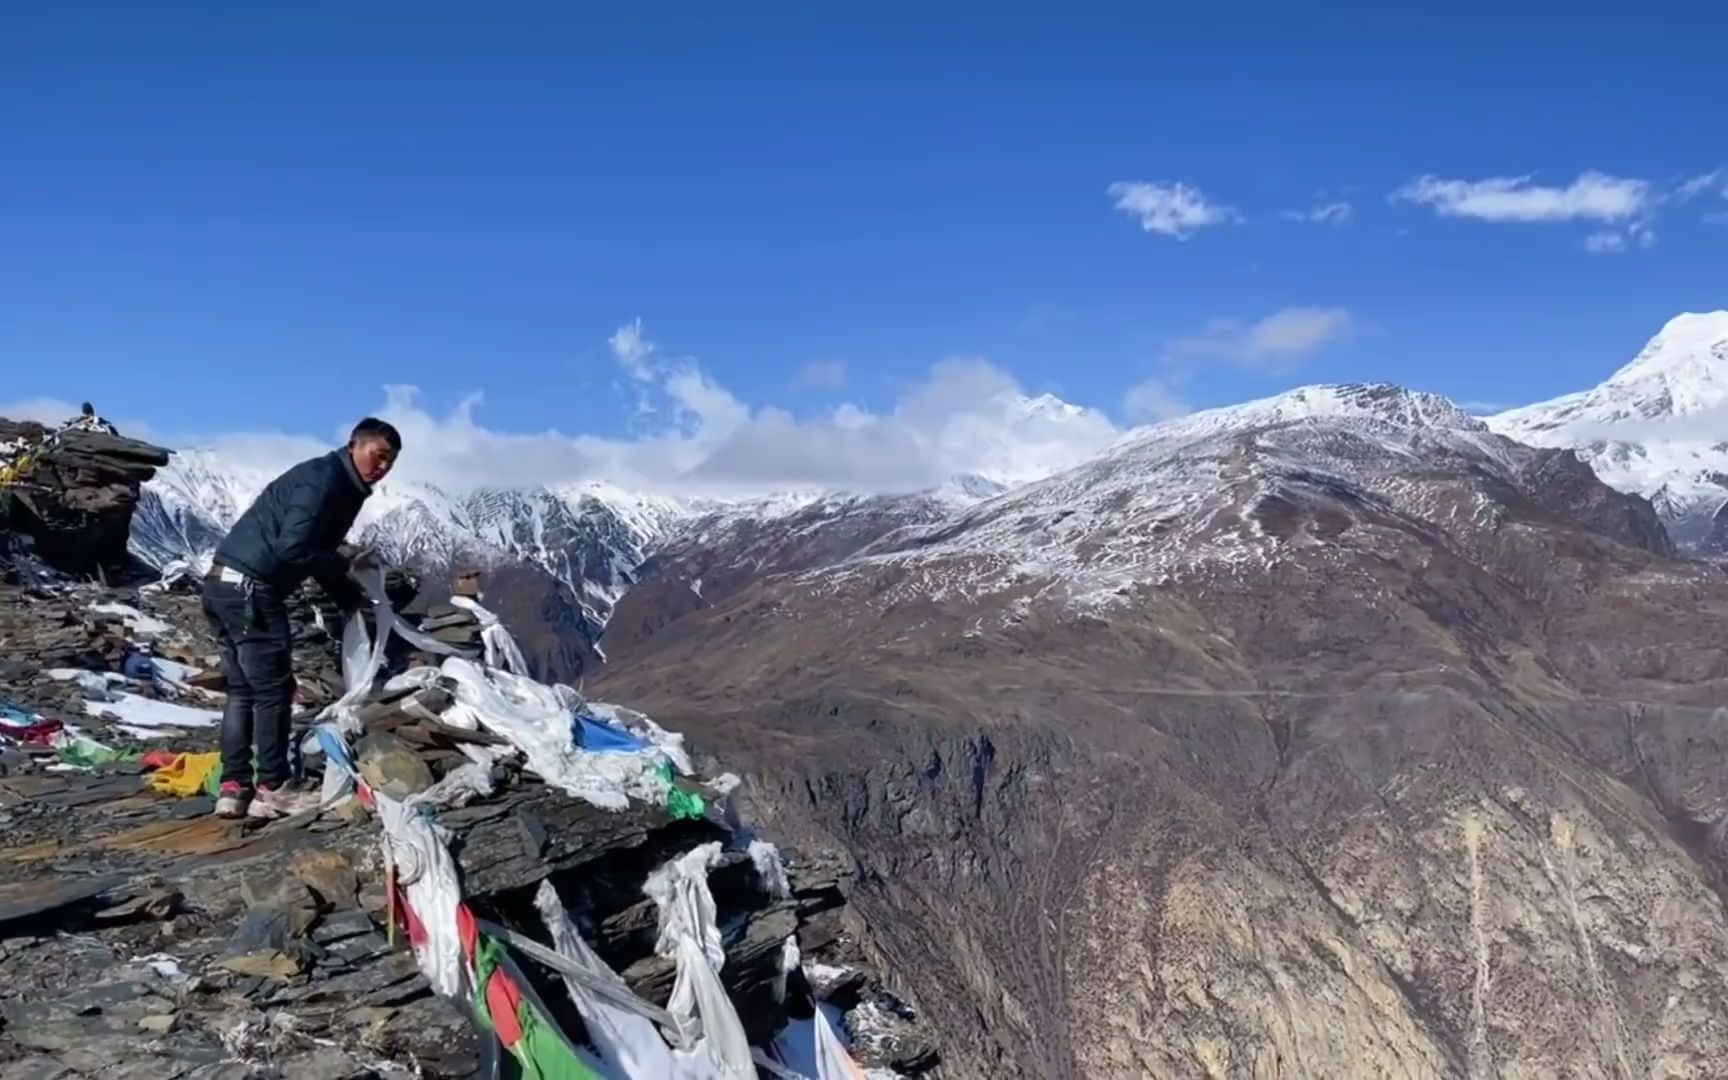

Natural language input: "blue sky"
[3,3,1724,487]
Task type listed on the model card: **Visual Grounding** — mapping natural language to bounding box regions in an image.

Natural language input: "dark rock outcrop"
[0,416,171,579]
[1513,445,1675,557]
[0,565,931,1078]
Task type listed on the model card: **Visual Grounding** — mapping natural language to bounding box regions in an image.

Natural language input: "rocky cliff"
[595,384,1728,1077]
[0,556,934,1077]
[1,415,171,579]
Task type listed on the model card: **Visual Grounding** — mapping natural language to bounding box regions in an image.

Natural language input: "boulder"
[0,416,171,578]
[356,732,435,799]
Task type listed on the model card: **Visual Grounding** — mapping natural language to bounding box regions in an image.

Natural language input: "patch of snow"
[140,955,187,981]
[845,999,909,1070]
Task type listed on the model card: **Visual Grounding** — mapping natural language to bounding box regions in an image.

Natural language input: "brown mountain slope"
[596,389,1728,1078]
[602,490,965,667]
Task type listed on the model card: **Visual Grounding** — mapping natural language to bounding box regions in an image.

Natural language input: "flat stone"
[356,732,434,799]
[417,611,478,632]
[309,907,377,945]
[168,796,215,819]
[0,873,127,934]
[96,888,183,923]
[240,872,320,937]
[0,1056,79,1080]
[228,909,291,954]
[217,949,305,982]
[292,849,360,910]
[274,1045,374,1080]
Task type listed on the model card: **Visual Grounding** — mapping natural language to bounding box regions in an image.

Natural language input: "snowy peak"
[1014,392,1088,422]
[829,375,1609,614]
[1222,382,1484,431]
[1493,311,1728,439]
[1118,382,1486,456]
[1602,311,1728,417]
[1484,311,1728,550]
[934,473,1010,504]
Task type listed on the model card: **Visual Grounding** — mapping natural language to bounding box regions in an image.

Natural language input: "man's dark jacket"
[214,449,369,607]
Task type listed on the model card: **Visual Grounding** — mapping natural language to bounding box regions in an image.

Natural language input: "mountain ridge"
[131,310,1728,675]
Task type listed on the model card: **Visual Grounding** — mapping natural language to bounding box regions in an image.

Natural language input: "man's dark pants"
[201,577,294,790]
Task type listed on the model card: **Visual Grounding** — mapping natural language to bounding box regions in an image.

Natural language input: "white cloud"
[1583,231,1628,254]
[1123,378,1191,423]
[0,397,84,426]
[604,319,750,441]
[1281,202,1352,226]
[88,324,1122,498]
[608,320,653,381]
[1394,171,1650,223]
[0,396,174,447]
[1674,169,1726,203]
[795,359,849,390]
[1108,180,1238,239]
[1583,220,1657,254]
[1166,306,1355,370]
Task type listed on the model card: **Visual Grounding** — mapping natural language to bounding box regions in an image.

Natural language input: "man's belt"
[205,563,250,587]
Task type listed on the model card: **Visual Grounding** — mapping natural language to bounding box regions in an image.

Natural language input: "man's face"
[350,437,397,484]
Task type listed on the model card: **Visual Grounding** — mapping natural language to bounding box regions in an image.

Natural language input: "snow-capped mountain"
[129,449,285,571]
[134,307,1728,672]
[1489,311,1728,549]
[132,442,1013,665]
[134,453,702,634]
[821,381,1591,611]
[596,381,1726,1080]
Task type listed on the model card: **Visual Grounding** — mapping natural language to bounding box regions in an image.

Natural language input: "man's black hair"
[350,417,402,452]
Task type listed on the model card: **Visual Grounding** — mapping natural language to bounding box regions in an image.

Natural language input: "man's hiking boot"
[247,780,322,820]
[214,782,250,819]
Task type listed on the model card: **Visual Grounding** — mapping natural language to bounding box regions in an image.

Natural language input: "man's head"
[347,417,401,485]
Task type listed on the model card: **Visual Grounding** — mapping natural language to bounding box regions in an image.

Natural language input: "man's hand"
[346,546,380,571]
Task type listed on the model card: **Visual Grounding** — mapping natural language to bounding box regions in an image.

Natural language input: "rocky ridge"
[2,413,171,580]
[0,434,937,1079]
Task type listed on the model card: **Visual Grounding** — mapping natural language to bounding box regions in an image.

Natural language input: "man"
[202,417,401,818]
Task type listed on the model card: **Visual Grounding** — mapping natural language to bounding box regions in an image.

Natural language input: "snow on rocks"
[813,382,1529,614]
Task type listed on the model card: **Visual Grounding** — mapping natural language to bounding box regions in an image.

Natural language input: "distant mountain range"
[133,311,1728,674]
